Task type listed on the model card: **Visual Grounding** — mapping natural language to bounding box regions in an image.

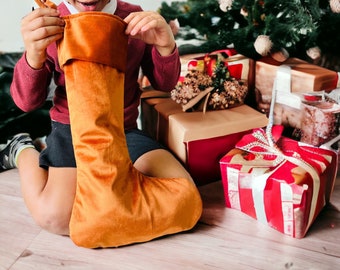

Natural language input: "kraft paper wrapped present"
[153,99,183,146]
[267,65,340,146]
[140,89,173,140]
[255,56,338,114]
[164,104,268,185]
[141,89,267,185]
[219,127,337,238]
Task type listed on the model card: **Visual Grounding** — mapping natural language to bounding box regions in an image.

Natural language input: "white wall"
[128,0,173,11]
[0,1,32,52]
[0,0,175,53]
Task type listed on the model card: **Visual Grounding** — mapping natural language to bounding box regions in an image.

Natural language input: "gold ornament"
[270,48,289,62]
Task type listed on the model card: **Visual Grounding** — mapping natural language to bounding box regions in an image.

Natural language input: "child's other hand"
[21,8,64,69]
[124,11,176,56]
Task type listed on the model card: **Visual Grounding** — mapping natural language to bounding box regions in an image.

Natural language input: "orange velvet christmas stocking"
[57,12,202,248]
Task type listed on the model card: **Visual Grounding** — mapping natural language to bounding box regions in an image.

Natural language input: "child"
[1,0,194,236]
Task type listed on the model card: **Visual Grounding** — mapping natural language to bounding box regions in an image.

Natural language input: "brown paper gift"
[255,57,338,114]
[166,105,268,185]
[265,65,340,146]
[140,92,183,142]
[154,99,183,146]
[140,89,172,140]
[141,93,268,185]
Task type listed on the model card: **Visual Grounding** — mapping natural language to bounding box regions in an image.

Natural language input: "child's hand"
[21,8,64,69]
[124,11,176,56]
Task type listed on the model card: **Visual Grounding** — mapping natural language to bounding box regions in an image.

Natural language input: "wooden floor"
[1,169,339,270]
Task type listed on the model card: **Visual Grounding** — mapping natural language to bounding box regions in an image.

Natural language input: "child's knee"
[34,208,70,235]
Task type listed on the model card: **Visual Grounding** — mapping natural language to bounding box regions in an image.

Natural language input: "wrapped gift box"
[162,105,268,185]
[140,89,174,140]
[141,97,268,185]
[154,99,183,146]
[140,51,260,185]
[174,52,255,113]
[186,50,245,77]
[255,57,339,114]
[299,101,340,146]
[264,64,340,146]
[219,128,338,238]
[180,51,255,90]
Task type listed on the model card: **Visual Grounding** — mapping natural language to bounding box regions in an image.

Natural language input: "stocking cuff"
[58,12,128,72]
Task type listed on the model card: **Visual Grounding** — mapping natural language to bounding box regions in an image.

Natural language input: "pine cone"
[208,79,248,110]
[171,70,212,105]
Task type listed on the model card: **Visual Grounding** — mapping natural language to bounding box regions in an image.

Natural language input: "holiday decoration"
[254,35,273,56]
[219,0,234,12]
[330,0,340,13]
[160,0,340,70]
[219,127,337,238]
[270,48,290,62]
[171,52,249,112]
[171,70,212,106]
[306,46,321,60]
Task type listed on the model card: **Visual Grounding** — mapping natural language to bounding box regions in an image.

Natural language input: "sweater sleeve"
[141,44,181,92]
[10,52,52,112]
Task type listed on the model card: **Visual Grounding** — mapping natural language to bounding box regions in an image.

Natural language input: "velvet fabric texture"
[58,12,202,248]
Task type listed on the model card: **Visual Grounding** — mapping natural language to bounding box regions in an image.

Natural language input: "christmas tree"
[160,0,340,70]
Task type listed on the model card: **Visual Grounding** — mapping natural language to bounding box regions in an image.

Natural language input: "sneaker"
[0,144,6,151]
[0,133,34,172]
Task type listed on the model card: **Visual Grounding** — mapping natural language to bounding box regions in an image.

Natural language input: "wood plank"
[9,219,340,269]
[200,181,340,256]
[0,170,41,270]
[1,169,339,269]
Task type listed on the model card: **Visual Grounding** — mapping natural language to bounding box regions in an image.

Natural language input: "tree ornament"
[330,0,340,13]
[270,48,289,62]
[240,6,248,17]
[219,0,234,12]
[306,47,321,60]
[254,35,273,56]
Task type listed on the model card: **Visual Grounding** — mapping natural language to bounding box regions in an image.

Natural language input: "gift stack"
[140,51,268,185]
[255,56,340,147]
[219,65,339,238]
[255,58,338,115]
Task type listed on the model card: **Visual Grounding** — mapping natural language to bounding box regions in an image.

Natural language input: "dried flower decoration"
[171,54,248,112]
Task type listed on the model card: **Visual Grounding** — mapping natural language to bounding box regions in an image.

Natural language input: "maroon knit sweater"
[11,0,180,130]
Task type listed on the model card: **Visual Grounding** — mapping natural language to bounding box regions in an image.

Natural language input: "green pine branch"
[159,0,340,62]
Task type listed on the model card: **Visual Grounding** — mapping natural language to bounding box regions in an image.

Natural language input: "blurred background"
[0,0,176,53]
